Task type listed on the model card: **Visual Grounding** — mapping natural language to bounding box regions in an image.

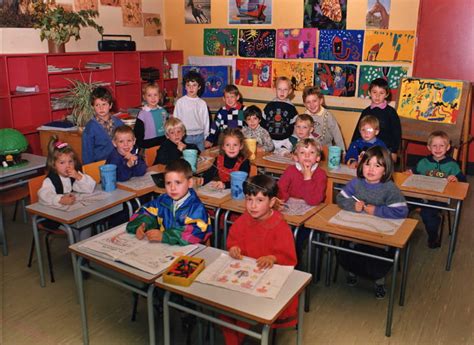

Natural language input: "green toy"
[0,128,29,169]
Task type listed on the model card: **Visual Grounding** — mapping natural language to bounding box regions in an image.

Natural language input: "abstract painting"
[272,61,314,91]
[364,30,415,62]
[100,0,120,6]
[203,29,238,56]
[358,65,408,100]
[366,0,390,29]
[181,65,230,98]
[276,28,317,59]
[185,0,210,24]
[143,13,162,36]
[228,0,272,25]
[303,0,347,29]
[314,63,357,97]
[121,0,142,27]
[318,30,364,61]
[235,59,273,88]
[74,0,98,11]
[238,29,276,58]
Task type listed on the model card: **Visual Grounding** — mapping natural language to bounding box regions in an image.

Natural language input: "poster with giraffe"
[366,0,390,29]
[364,30,415,62]
[318,30,364,62]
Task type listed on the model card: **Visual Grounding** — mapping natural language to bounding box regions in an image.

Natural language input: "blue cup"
[183,149,198,172]
[328,146,342,170]
[99,164,117,192]
[230,171,248,200]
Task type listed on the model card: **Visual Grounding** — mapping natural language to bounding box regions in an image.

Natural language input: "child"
[223,175,298,344]
[336,146,408,299]
[203,128,250,189]
[241,105,274,152]
[302,86,345,151]
[345,115,387,167]
[134,83,168,149]
[351,78,401,162]
[126,159,212,244]
[408,131,466,248]
[173,70,210,152]
[276,114,315,154]
[263,76,298,145]
[106,125,147,182]
[205,84,244,147]
[82,87,124,164]
[38,136,96,240]
[153,118,200,166]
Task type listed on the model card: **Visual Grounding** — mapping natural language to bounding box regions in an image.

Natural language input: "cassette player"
[98,34,136,51]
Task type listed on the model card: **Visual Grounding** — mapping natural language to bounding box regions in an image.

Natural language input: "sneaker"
[375,284,386,299]
[346,275,358,286]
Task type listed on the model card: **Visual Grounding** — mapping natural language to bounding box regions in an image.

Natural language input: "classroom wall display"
[203,29,238,56]
[272,61,314,91]
[318,30,364,62]
[238,29,276,58]
[366,0,390,29]
[364,30,415,62]
[180,65,230,98]
[228,0,272,25]
[185,0,211,24]
[75,0,98,11]
[314,63,357,97]
[100,0,120,6]
[235,59,273,88]
[275,28,317,59]
[121,0,143,27]
[303,0,347,30]
[143,14,162,36]
[358,65,408,99]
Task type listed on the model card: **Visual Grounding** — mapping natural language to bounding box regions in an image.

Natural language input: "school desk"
[304,203,418,337]
[252,152,292,175]
[155,246,312,345]
[26,187,136,287]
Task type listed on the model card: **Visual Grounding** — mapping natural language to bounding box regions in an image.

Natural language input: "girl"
[38,136,96,240]
[336,146,408,299]
[134,83,168,149]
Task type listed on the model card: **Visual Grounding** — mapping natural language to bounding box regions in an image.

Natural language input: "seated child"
[106,125,147,182]
[276,114,315,154]
[241,105,274,152]
[126,159,212,244]
[134,82,168,149]
[345,115,387,168]
[222,175,298,344]
[205,84,244,148]
[336,146,408,298]
[154,118,200,166]
[82,87,124,164]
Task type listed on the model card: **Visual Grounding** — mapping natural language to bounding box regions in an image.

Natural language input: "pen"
[351,195,361,202]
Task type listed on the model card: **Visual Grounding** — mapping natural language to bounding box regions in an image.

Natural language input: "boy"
[205,84,244,147]
[82,87,124,164]
[345,115,387,167]
[242,105,274,152]
[276,114,315,154]
[173,70,210,152]
[126,159,212,245]
[106,125,147,182]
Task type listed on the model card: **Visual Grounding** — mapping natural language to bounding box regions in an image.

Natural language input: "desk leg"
[261,324,270,345]
[163,291,171,345]
[305,230,315,312]
[126,201,133,219]
[446,200,463,271]
[297,292,305,345]
[77,257,89,345]
[386,248,400,337]
[146,284,156,345]
[223,210,231,249]
[0,207,8,255]
[214,208,221,249]
[63,225,79,290]
[31,215,46,287]
[293,226,299,240]
[399,241,411,306]
[314,232,322,283]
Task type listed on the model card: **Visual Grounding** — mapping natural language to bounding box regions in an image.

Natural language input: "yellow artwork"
[121,0,142,27]
[143,13,162,36]
[272,61,314,91]
[364,30,415,62]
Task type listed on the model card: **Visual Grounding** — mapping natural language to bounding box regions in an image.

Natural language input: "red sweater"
[278,165,327,205]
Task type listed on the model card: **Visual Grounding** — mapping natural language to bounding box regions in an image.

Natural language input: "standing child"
[134,83,168,149]
[351,78,401,162]
[106,125,147,182]
[276,114,315,154]
[336,146,408,298]
[242,105,274,152]
[82,87,124,164]
[173,70,210,152]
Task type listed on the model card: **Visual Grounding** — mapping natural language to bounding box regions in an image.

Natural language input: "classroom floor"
[1,177,473,345]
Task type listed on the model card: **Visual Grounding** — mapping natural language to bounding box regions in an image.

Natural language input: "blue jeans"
[186,133,205,152]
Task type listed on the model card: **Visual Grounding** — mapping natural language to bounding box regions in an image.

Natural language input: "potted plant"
[63,79,102,128]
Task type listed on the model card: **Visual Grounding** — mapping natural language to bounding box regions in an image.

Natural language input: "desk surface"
[155,247,312,324]
[252,152,291,174]
[0,153,46,181]
[116,172,156,196]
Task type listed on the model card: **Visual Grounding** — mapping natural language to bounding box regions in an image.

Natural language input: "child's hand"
[256,146,264,153]
[59,193,76,205]
[354,200,365,212]
[204,140,213,148]
[391,153,398,162]
[447,175,458,182]
[364,204,376,215]
[348,161,358,169]
[301,164,313,180]
[127,155,138,167]
[146,229,163,242]
[256,255,276,269]
[229,246,242,260]
[177,142,186,151]
[136,223,146,240]
[193,177,204,188]
[66,168,82,180]
[405,169,413,175]
[209,181,225,189]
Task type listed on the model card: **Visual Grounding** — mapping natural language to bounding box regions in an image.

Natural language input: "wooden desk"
[155,246,312,345]
[304,204,418,337]
[252,152,292,175]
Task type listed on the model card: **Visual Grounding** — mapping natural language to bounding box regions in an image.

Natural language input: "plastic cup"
[328,146,342,170]
[245,138,257,160]
[230,171,248,200]
[183,149,198,172]
[99,164,117,192]
[165,39,172,50]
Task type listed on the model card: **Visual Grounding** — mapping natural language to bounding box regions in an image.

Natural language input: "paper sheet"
[282,198,314,216]
[330,165,357,176]
[329,210,404,235]
[116,172,156,191]
[401,174,448,193]
[262,154,295,165]
[197,183,231,199]
[49,191,110,212]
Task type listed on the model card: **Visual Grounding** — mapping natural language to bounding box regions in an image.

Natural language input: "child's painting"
[185,0,210,24]
[75,0,98,11]
[100,0,120,6]
[366,0,390,29]
[121,0,142,27]
[228,0,272,25]
[238,29,276,58]
[235,59,273,88]
[272,61,314,91]
[143,13,162,36]
[358,65,408,100]
[318,30,364,62]
[181,65,230,98]
[276,28,317,59]
[203,29,238,56]
[303,0,347,29]
[314,63,357,97]
[364,30,415,62]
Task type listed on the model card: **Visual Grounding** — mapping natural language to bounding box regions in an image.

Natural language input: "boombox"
[98,34,136,51]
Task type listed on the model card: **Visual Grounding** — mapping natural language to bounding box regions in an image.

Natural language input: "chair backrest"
[83,160,106,184]
[145,146,160,167]
[28,175,46,204]
[321,145,329,162]
[323,178,334,204]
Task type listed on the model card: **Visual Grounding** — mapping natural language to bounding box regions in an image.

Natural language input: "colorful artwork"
[74,0,98,11]
[238,29,276,58]
[235,59,272,88]
[314,63,356,97]
[185,0,210,24]
[181,65,230,98]
[272,61,314,91]
[100,0,121,6]
[318,30,364,62]
[358,65,408,99]
[366,0,390,29]
[364,30,415,62]
[303,0,347,29]
[143,13,162,36]
[203,29,238,56]
[397,78,463,124]
[228,0,272,25]
[276,28,317,59]
[121,0,142,27]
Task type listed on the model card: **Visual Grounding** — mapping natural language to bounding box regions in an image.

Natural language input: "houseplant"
[63,79,102,128]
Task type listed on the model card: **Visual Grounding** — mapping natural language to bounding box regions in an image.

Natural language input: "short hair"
[427,130,450,146]
[244,105,263,120]
[369,78,391,101]
[244,175,278,199]
[90,86,113,105]
[142,82,160,97]
[183,70,205,97]
[295,114,315,126]
[165,159,193,179]
[223,84,240,97]
[359,115,380,131]
[218,128,249,159]
[302,86,323,102]
[356,146,393,182]
[113,125,135,140]
[275,76,293,90]
[46,135,81,174]
[292,138,322,156]
[164,117,186,134]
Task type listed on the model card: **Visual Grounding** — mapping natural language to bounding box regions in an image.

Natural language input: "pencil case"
[163,256,205,287]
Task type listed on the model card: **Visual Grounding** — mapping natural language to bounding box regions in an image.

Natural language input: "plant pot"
[48,41,66,54]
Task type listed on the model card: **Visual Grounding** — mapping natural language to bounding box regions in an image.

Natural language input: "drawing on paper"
[276,28,317,59]
[329,210,403,235]
[181,65,230,98]
[303,0,347,29]
[314,63,356,97]
[121,0,142,27]
[74,0,98,11]
[238,29,276,58]
[272,61,314,91]
[318,30,363,62]
[358,65,408,100]
[235,59,272,88]
[185,0,210,24]
[100,0,120,6]
[364,30,415,62]
[366,0,390,29]
[401,174,448,193]
[228,0,272,25]
[143,13,162,36]
[203,29,238,56]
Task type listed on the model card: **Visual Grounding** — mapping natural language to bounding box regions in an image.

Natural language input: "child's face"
[166,127,185,144]
[144,87,160,108]
[428,137,450,160]
[245,191,276,221]
[304,94,323,114]
[276,80,291,101]
[362,156,385,184]
[294,120,313,139]
[93,98,112,121]
[369,86,388,105]
[185,81,201,98]
[165,171,192,201]
[55,153,75,178]
[245,115,260,130]
[222,136,242,158]
[293,145,320,167]
[113,132,136,156]
[360,124,379,142]
[223,92,240,108]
